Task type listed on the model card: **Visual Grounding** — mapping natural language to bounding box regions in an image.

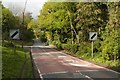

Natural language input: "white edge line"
[79,58,120,75]
[34,61,44,80]
[85,75,94,80]
[31,46,43,80]
[101,66,120,75]
[31,46,120,77]
[79,72,94,80]
[66,53,120,75]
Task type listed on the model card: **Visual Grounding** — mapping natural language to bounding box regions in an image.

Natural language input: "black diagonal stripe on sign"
[11,31,18,38]
[91,33,96,39]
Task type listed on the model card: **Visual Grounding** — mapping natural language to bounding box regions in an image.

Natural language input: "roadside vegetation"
[32,2,119,72]
[2,40,33,78]
[1,1,120,78]
[1,1,34,78]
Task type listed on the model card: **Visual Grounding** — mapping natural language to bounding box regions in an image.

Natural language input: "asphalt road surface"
[28,40,120,80]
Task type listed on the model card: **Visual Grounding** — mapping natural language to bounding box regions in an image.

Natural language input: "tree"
[38,2,71,44]
[28,19,40,39]
[101,2,120,61]
[37,2,120,62]
[75,2,108,42]
[2,6,16,40]
[2,3,34,41]
[0,2,2,40]
[21,12,34,41]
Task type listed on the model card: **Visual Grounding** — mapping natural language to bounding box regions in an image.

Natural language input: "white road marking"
[32,51,62,54]
[58,56,67,58]
[75,70,99,73]
[31,46,120,79]
[69,63,89,67]
[34,61,44,80]
[49,51,63,54]
[41,71,69,75]
[85,75,94,80]
[80,72,94,80]
[32,53,50,55]
[101,66,120,75]
[44,53,50,54]
[75,57,120,74]
[68,55,104,69]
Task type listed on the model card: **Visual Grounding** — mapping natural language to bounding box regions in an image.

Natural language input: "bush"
[61,44,71,51]
[40,34,47,42]
[52,40,62,49]
[56,42,62,50]
[70,44,79,54]
[61,44,79,54]
[61,42,91,55]
[94,40,101,53]
[77,43,91,54]
[2,41,14,47]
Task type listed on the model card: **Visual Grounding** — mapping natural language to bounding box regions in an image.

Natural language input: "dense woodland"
[1,1,120,67]
[35,2,120,62]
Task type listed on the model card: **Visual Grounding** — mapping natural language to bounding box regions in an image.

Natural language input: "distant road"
[28,40,120,80]
[33,39,45,46]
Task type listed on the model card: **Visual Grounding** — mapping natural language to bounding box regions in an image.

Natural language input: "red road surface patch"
[31,47,120,78]
[32,47,103,74]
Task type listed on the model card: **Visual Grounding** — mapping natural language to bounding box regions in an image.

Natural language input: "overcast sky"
[2,0,119,18]
[2,0,47,18]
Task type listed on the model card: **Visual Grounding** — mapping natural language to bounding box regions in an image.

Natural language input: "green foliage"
[22,28,35,41]
[70,44,79,54]
[94,40,101,53]
[61,44,79,54]
[28,19,40,39]
[2,7,16,40]
[55,41,62,50]
[101,2,120,61]
[2,4,35,42]
[38,2,72,43]
[75,2,108,42]
[62,44,71,51]
[77,42,91,55]
[2,41,33,78]
[101,29,119,60]
[40,33,47,42]
[2,42,13,47]
[37,2,120,70]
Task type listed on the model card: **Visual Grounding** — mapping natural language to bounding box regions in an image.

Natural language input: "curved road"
[28,40,120,80]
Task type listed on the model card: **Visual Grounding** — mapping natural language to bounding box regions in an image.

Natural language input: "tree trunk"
[67,10,79,44]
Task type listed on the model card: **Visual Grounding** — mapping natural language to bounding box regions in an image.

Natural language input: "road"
[28,40,120,80]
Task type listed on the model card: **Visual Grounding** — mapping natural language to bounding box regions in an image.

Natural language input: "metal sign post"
[13,43,16,60]
[89,32,97,58]
[10,29,19,60]
[91,41,93,58]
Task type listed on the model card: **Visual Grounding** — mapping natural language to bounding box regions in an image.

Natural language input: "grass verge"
[2,40,33,78]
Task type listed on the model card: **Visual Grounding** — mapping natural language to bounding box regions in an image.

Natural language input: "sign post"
[10,29,19,60]
[91,41,93,58]
[89,32,97,58]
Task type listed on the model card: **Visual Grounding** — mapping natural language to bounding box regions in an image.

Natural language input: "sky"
[2,0,47,18]
[2,0,119,18]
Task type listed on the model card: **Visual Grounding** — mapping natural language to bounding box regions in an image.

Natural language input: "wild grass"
[2,41,33,78]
